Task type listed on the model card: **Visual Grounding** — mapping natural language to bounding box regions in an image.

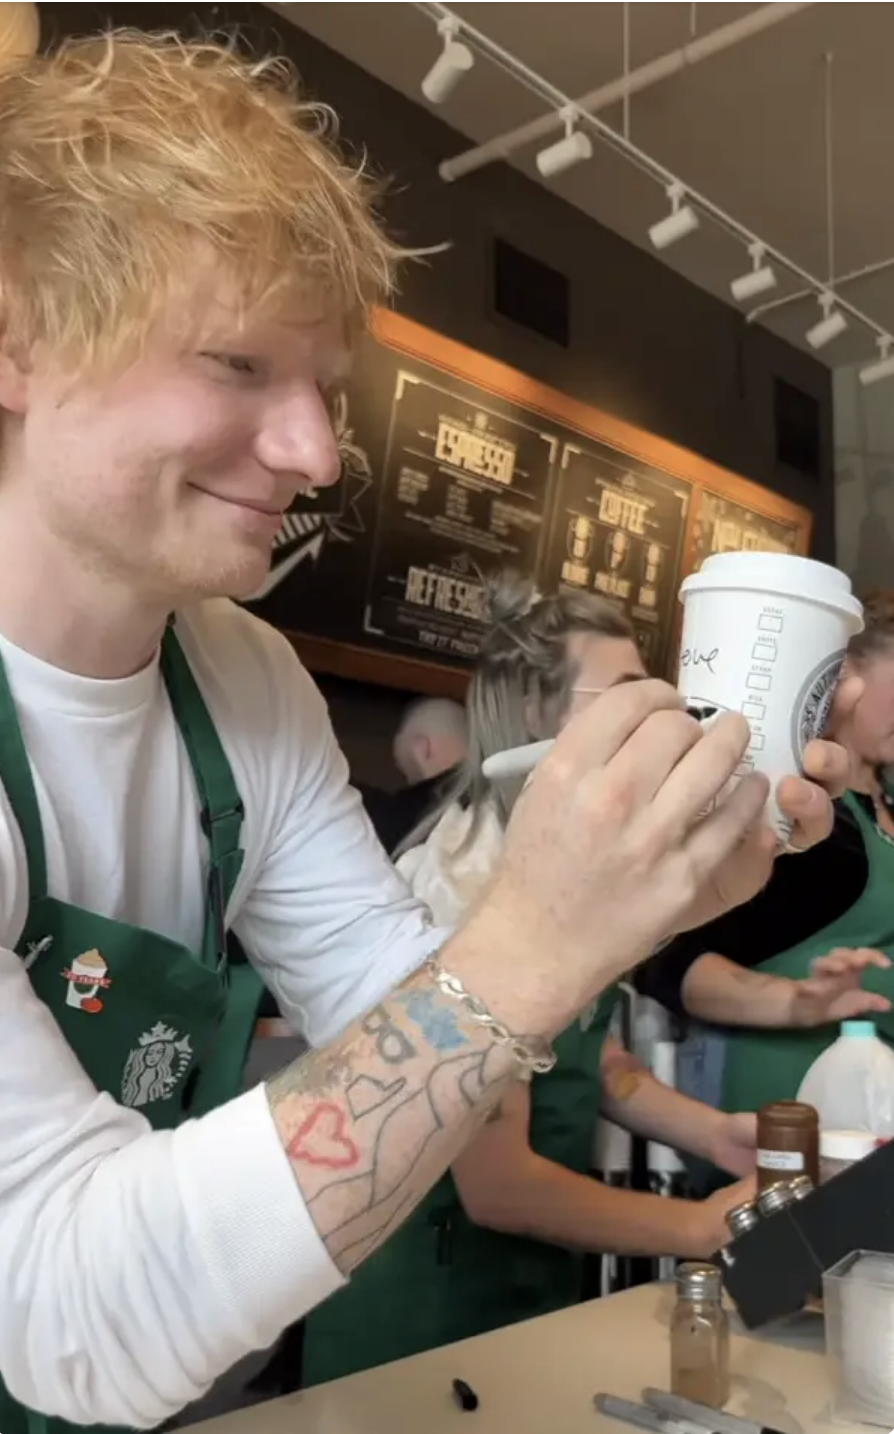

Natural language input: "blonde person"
[303,581,762,1385]
[0,29,850,1433]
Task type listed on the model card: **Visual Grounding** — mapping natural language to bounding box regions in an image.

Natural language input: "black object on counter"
[720,1138,894,1327]
[452,1378,479,1412]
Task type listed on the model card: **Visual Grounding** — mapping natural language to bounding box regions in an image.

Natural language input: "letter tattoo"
[361,1005,416,1065]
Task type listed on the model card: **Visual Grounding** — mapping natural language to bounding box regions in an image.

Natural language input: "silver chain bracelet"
[424,956,557,1077]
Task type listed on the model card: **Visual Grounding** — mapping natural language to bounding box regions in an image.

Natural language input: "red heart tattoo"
[288,1103,360,1171]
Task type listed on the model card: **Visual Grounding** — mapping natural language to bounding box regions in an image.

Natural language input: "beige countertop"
[187,1281,868,1434]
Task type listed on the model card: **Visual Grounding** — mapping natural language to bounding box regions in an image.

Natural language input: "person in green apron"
[0,622,267,1434]
[637,612,894,1119]
[303,579,761,1387]
[0,29,859,1430]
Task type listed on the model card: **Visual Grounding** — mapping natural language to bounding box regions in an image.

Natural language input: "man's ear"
[0,342,30,414]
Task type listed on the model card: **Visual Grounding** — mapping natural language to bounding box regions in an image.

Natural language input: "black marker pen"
[452,1378,479,1412]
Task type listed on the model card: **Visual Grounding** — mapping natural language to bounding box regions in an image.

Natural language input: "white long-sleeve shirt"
[0,599,443,1427]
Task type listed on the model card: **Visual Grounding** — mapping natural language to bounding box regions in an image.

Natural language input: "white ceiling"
[273,2,894,368]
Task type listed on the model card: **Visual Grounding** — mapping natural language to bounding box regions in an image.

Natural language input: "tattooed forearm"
[265,967,515,1275]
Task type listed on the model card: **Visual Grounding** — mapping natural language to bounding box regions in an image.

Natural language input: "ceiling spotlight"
[730,243,777,302]
[421,20,474,105]
[805,292,847,350]
[536,108,593,179]
[859,337,894,386]
[649,183,699,251]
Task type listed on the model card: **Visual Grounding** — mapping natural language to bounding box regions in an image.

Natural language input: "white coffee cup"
[677,552,864,841]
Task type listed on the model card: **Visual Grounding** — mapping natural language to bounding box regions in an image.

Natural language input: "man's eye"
[201,352,260,377]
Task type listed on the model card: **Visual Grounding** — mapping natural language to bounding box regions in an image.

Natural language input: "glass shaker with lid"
[670,1262,730,1409]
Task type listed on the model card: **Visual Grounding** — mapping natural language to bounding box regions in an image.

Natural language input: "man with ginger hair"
[0,26,851,1434]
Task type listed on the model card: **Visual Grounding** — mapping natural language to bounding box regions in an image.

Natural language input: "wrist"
[697,1107,729,1168]
[781,978,807,1027]
[445,900,573,1042]
[680,1200,723,1260]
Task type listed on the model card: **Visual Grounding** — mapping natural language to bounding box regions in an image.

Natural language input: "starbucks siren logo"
[791,650,845,762]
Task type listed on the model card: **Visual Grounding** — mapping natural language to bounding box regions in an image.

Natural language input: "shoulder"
[172,601,326,740]
[169,603,336,889]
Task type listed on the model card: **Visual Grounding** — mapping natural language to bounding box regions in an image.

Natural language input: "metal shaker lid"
[726,1200,760,1237]
[757,1181,795,1217]
[676,1261,723,1301]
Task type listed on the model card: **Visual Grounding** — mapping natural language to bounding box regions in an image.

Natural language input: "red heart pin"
[288,1103,360,1170]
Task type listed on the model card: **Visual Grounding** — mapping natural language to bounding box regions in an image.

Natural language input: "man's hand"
[778,669,863,852]
[707,1111,757,1178]
[789,947,892,1028]
[475,679,770,1036]
[674,673,861,934]
[688,1175,757,1257]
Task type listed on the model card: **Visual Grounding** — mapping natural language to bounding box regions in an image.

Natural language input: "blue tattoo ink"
[398,990,468,1051]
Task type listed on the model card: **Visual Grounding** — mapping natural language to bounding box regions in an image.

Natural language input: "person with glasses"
[301,577,763,1386]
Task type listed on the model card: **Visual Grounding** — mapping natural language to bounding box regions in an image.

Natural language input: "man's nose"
[254,386,341,488]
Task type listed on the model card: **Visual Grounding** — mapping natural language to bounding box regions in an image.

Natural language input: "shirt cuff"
[173,1084,345,1344]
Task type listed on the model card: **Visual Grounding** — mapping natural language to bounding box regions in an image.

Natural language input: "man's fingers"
[682,770,772,893]
[596,707,704,810]
[546,678,684,776]
[801,738,851,799]
[777,772,835,850]
[646,712,753,841]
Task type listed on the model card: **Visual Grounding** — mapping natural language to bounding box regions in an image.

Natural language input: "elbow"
[1,1205,193,1429]
[457,1184,519,1235]
[0,1131,209,1428]
[455,1172,538,1238]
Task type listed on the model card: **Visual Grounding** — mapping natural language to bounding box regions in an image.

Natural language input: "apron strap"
[0,646,47,902]
[160,625,244,971]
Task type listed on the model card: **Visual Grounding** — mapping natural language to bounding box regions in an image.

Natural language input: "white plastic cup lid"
[679,551,864,627]
[820,1129,879,1161]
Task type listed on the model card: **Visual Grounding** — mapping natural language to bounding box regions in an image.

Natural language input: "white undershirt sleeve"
[234,658,448,1045]
[0,950,343,1428]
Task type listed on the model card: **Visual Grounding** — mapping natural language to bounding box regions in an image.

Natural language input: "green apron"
[0,624,265,1434]
[722,792,894,1113]
[302,987,620,1387]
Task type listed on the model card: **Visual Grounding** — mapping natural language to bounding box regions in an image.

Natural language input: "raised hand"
[790,947,892,1027]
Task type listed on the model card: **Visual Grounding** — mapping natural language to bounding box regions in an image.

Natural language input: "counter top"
[189,1283,856,1434]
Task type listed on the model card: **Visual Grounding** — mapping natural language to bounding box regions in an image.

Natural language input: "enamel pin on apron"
[61,947,112,1014]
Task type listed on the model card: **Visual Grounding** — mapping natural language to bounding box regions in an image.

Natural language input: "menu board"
[362,371,560,661]
[689,490,804,570]
[243,309,814,694]
[540,440,691,674]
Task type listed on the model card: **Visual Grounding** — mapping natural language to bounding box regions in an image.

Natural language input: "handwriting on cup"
[680,646,719,676]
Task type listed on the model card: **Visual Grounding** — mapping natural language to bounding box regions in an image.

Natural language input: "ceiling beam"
[439,3,815,184]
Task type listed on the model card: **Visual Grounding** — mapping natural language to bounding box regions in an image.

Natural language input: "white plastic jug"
[797,1021,894,1139]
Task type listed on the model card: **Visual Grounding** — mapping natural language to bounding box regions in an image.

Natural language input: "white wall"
[834,363,894,591]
